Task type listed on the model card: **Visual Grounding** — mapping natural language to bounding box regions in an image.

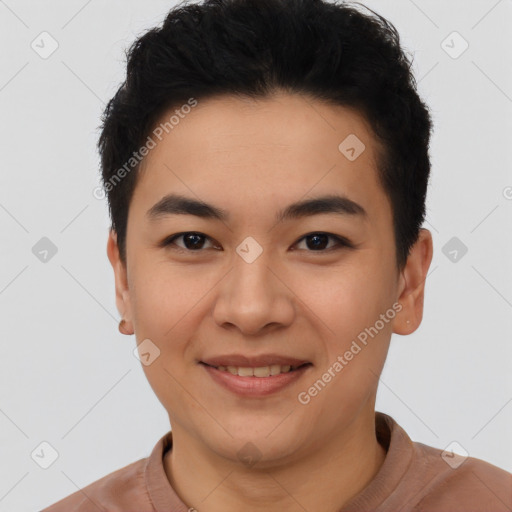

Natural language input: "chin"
[212,435,301,469]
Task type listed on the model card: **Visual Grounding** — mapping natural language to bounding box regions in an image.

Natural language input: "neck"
[164,407,386,512]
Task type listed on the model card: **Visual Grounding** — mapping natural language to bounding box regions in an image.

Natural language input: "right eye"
[161,232,220,253]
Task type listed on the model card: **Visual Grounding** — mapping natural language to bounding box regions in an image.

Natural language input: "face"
[108,92,428,465]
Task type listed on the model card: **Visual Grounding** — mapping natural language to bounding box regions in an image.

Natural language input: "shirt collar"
[144,411,414,511]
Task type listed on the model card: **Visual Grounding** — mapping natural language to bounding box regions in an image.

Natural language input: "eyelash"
[160,231,354,254]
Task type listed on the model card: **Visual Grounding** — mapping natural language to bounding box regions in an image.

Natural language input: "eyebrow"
[146,193,368,224]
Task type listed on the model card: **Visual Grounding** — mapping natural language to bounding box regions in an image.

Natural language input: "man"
[42,0,512,510]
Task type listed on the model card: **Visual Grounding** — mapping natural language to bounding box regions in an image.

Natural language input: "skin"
[107,91,433,512]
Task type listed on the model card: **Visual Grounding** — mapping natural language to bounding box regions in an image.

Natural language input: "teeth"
[216,364,296,377]
[254,366,270,377]
[238,366,254,377]
[270,364,282,375]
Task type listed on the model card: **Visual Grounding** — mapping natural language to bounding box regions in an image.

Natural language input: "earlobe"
[394,228,433,335]
[118,318,133,335]
[107,229,134,335]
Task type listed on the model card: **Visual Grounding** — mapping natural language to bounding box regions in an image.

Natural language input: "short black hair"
[98,0,433,272]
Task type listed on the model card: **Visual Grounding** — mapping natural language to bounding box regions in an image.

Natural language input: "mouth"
[198,357,313,397]
[199,361,312,377]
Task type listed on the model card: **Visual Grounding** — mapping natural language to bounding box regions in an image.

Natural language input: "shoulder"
[373,413,512,512]
[40,457,155,512]
[410,441,512,511]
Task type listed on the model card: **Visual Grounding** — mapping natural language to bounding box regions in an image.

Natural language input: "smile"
[199,361,313,397]
[202,362,310,377]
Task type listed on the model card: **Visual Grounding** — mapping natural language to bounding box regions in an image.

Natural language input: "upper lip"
[200,354,311,368]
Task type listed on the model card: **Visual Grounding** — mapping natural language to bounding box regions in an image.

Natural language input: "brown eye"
[294,232,352,252]
[160,231,353,254]
[163,232,217,252]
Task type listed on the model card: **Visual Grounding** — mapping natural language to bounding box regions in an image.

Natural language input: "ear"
[393,228,433,335]
[106,229,134,335]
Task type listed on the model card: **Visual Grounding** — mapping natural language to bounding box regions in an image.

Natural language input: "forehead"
[130,92,392,229]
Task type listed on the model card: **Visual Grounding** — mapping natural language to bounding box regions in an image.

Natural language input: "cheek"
[132,270,201,417]
[303,265,383,329]
[130,263,203,341]
[311,264,394,366]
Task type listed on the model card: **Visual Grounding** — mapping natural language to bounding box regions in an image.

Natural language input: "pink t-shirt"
[40,411,512,511]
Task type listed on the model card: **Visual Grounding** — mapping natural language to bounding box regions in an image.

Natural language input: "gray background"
[0,0,511,510]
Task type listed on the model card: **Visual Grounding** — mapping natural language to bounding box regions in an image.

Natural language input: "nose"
[212,247,295,336]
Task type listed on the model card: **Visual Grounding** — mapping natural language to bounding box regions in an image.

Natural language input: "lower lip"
[200,363,312,397]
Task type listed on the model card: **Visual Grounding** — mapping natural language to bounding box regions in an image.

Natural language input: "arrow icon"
[236,237,263,263]
[31,441,59,468]
[440,31,468,60]
[338,134,365,161]
[134,339,160,365]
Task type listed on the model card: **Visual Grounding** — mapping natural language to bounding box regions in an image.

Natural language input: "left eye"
[294,232,352,251]
[162,232,352,253]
